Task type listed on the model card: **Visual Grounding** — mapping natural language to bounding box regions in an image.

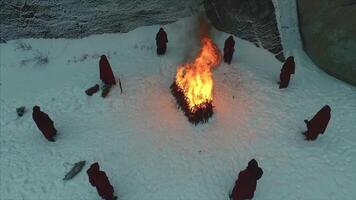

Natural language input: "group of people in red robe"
[227,104,331,200]
[31,47,120,200]
[156,29,237,63]
[222,34,296,91]
[222,36,332,142]
[276,56,331,141]
[29,29,334,200]
[156,29,237,64]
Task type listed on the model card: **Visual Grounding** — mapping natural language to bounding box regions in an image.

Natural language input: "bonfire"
[171,36,221,124]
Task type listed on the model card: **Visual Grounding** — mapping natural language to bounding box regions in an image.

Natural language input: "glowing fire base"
[170,81,213,125]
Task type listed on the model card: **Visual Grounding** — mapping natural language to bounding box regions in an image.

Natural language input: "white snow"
[1,12,356,200]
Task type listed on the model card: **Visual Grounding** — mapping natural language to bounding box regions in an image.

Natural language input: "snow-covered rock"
[0,0,202,41]
[204,0,284,61]
[1,0,285,63]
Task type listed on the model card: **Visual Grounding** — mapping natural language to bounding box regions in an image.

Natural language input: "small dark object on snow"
[279,56,295,89]
[87,162,117,200]
[16,106,26,117]
[118,78,123,94]
[303,105,331,141]
[101,85,112,98]
[230,159,263,200]
[156,27,168,55]
[63,160,86,181]
[32,105,57,142]
[99,55,116,86]
[224,35,235,64]
[85,84,100,96]
[170,81,213,125]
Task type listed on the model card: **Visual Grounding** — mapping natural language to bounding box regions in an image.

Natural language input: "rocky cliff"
[1,0,284,62]
[297,0,356,86]
[0,0,202,41]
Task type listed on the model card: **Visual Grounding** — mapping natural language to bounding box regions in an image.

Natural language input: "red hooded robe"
[231,159,263,200]
[87,163,115,200]
[305,105,331,140]
[32,106,56,141]
[99,55,116,86]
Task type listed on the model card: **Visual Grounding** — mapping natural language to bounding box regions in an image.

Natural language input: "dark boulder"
[204,0,285,61]
[297,0,356,86]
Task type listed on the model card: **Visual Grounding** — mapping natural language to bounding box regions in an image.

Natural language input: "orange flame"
[175,37,221,112]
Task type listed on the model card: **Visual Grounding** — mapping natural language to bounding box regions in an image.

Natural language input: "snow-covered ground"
[1,10,356,200]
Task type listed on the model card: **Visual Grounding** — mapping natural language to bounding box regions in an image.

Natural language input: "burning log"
[171,82,213,124]
[171,37,220,124]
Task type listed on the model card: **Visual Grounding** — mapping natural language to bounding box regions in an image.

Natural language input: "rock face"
[297,0,356,86]
[1,0,284,63]
[0,0,202,41]
[204,0,285,61]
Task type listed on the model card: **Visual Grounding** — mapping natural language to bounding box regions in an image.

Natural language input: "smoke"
[181,12,215,62]
[197,14,214,40]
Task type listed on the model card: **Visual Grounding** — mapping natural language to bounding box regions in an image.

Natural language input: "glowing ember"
[171,36,220,124]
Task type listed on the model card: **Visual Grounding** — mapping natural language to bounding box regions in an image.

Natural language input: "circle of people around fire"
[19,27,332,200]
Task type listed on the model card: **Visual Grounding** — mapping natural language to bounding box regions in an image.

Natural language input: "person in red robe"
[99,55,116,86]
[156,27,168,55]
[87,162,116,200]
[32,106,57,142]
[224,35,235,64]
[279,69,291,89]
[230,159,263,200]
[303,105,331,141]
[282,56,295,75]
[278,56,295,89]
